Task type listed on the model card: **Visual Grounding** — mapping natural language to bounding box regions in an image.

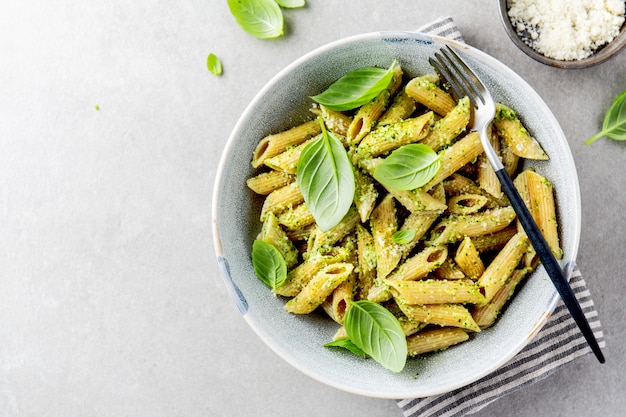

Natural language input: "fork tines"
[429,46,486,107]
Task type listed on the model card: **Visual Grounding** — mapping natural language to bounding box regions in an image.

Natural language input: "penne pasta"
[263,137,317,174]
[388,188,448,213]
[259,212,299,269]
[356,224,377,300]
[378,90,417,126]
[470,225,518,253]
[494,103,548,160]
[252,120,322,168]
[443,173,509,208]
[348,65,404,144]
[276,248,349,297]
[447,194,489,215]
[285,222,316,243]
[406,327,469,356]
[397,302,481,332]
[246,170,295,195]
[472,268,529,329]
[423,131,484,191]
[260,181,304,222]
[434,259,466,280]
[366,280,393,303]
[322,272,356,324]
[405,74,456,116]
[309,206,360,252]
[454,236,485,280]
[387,245,448,281]
[370,194,402,279]
[387,278,485,305]
[314,104,352,137]
[514,169,562,259]
[429,206,517,245]
[285,263,354,314]
[477,232,530,303]
[421,96,471,151]
[352,112,434,162]
[477,125,503,199]
[500,132,520,177]
[277,203,316,230]
[353,169,378,222]
[397,211,441,259]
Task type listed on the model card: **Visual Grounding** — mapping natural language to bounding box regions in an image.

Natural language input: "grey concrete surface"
[0,0,624,416]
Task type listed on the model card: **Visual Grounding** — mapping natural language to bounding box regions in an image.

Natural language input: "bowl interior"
[212,32,581,399]
[498,0,626,68]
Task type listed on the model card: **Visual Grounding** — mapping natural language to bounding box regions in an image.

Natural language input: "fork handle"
[494,168,605,364]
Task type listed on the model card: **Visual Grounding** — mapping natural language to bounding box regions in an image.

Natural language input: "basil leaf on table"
[373,143,440,190]
[586,90,626,144]
[310,61,397,111]
[227,0,284,39]
[344,300,408,373]
[251,240,287,290]
[207,53,223,76]
[297,118,355,231]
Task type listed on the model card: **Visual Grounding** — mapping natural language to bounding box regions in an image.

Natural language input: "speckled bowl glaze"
[498,0,626,68]
[212,32,581,399]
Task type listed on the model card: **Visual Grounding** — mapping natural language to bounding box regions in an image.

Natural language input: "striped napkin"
[396,16,606,417]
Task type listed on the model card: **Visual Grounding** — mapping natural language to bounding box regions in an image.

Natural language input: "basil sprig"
[373,144,440,190]
[251,240,287,290]
[344,301,408,373]
[586,90,626,144]
[310,61,397,111]
[297,118,355,231]
[227,0,284,39]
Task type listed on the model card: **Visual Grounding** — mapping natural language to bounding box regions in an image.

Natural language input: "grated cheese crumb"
[508,0,626,61]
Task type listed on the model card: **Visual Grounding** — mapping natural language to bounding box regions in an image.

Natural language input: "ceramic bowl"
[212,31,581,399]
[498,0,626,68]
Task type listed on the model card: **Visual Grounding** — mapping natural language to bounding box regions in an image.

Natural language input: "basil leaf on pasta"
[324,338,367,358]
[251,240,287,290]
[310,61,396,111]
[297,118,355,231]
[392,229,416,245]
[344,301,407,373]
[373,144,440,190]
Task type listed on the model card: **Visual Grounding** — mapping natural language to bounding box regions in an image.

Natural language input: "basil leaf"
[373,144,440,190]
[251,240,287,290]
[310,61,397,111]
[586,90,626,144]
[297,118,355,231]
[227,0,284,39]
[392,229,416,245]
[344,300,407,373]
[275,0,305,7]
[324,338,367,358]
[207,53,223,76]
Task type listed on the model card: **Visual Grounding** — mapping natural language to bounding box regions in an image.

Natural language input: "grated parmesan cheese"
[508,0,626,61]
